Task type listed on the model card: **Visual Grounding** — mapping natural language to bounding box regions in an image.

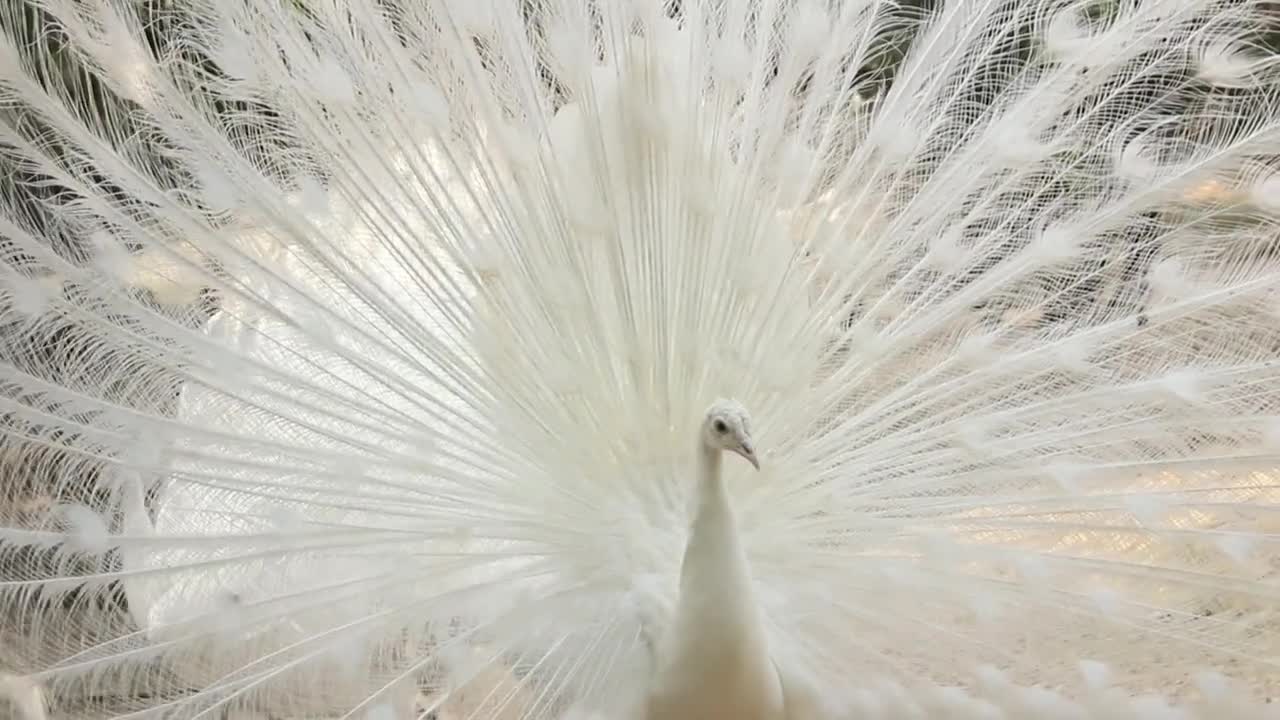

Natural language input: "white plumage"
[1,0,1279,718]
[643,400,787,720]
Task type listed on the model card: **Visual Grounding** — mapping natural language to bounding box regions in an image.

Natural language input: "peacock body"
[1,0,1279,718]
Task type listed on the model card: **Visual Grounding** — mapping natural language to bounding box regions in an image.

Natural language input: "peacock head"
[702,399,760,470]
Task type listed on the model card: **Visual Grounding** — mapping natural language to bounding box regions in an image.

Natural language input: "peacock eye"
[713,419,728,434]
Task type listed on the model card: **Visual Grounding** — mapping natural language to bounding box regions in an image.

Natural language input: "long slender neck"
[645,439,782,719]
[669,442,765,649]
[682,445,738,582]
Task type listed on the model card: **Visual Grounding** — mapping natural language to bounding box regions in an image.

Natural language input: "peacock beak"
[735,442,760,470]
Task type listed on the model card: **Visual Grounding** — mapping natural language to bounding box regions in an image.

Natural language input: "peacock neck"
[671,443,766,650]
[645,440,782,720]
[693,444,729,520]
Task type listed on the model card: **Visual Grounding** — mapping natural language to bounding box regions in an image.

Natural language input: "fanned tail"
[0,0,1278,718]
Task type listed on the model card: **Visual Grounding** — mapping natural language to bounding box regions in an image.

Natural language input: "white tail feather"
[1,0,1279,717]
